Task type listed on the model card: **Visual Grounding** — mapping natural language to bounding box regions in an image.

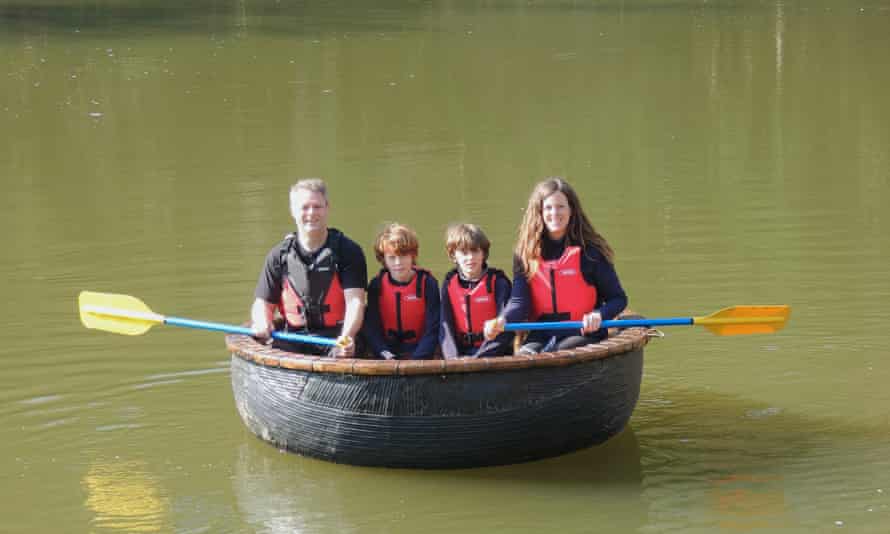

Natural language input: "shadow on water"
[1,1,222,31]
[635,382,889,463]
[632,384,890,531]
[462,426,642,487]
[478,0,749,13]
[230,381,888,532]
[0,0,430,40]
[233,427,646,532]
[0,0,767,44]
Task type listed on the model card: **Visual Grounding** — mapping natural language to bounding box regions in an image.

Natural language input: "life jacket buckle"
[461,332,484,345]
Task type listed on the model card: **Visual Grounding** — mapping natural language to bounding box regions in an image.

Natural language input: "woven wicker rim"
[225,313,650,376]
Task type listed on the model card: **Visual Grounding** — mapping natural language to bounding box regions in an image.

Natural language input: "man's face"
[290,189,329,234]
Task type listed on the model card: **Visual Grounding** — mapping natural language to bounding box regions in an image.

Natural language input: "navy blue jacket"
[502,237,627,343]
[363,270,440,359]
[439,266,513,358]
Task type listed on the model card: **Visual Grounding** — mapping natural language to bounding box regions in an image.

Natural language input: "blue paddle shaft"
[504,317,693,332]
[164,316,338,346]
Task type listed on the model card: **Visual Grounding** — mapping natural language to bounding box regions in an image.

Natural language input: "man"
[251,178,367,357]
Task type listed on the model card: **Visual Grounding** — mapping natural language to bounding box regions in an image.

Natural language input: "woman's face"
[542,191,571,240]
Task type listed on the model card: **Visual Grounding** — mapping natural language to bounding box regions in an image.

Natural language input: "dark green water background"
[2,1,889,532]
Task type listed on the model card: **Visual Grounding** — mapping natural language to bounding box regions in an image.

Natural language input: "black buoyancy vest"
[283,229,344,330]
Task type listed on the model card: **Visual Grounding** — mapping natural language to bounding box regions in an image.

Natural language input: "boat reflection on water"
[233,426,645,533]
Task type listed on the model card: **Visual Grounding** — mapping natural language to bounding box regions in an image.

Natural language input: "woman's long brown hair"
[514,177,614,277]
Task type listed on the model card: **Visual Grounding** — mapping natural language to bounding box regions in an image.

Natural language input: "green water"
[2,1,889,532]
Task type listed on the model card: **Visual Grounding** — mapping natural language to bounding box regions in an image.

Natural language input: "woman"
[484,177,627,353]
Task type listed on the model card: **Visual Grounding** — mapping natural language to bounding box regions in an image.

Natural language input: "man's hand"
[251,319,272,343]
[250,298,276,343]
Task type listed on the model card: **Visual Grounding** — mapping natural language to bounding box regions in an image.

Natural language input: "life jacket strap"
[536,312,571,322]
[460,332,485,345]
[387,329,417,342]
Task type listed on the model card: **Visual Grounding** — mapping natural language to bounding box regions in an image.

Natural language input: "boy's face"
[383,249,416,282]
[453,248,484,280]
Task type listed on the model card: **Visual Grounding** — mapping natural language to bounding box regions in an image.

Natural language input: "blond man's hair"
[290,178,328,202]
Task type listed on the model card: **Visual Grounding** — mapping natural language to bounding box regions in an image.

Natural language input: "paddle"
[504,305,790,336]
[78,291,338,346]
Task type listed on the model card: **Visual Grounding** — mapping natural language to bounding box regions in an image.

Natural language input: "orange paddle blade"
[693,305,791,336]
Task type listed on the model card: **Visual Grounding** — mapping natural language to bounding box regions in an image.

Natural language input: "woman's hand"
[381,350,397,360]
[581,311,602,335]
[483,317,506,341]
[333,335,355,357]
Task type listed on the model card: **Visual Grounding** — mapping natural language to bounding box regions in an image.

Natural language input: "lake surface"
[2,0,889,532]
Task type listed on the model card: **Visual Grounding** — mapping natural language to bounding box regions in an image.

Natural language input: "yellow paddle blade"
[78,291,165,336]
[694,305,791,336]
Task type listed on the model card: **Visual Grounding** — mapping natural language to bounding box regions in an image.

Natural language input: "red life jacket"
[528,246,597,322]
[378,268,429,345]
[279,230,346,330]
[445,268,504,348]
